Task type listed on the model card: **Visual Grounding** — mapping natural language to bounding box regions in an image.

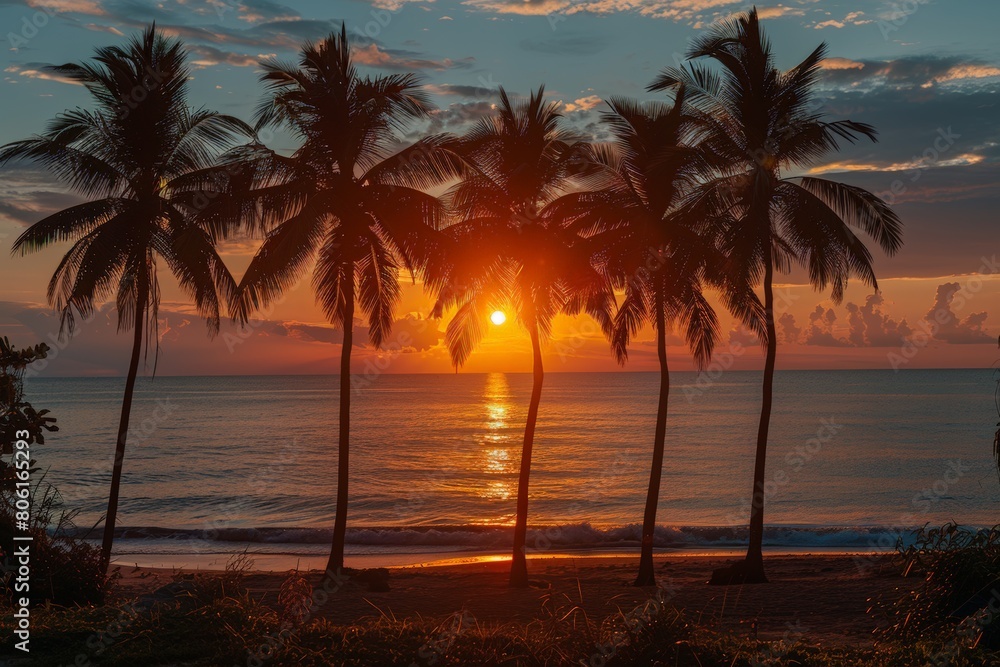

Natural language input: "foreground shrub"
[876,523,1000,653]
[10,583,1000,667]
[1,337,114,607]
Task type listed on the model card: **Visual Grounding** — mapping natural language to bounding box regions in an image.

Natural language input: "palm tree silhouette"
[554,91,763,586]
[0,25,249,577]
[429,87,613,587]
[651,8,903,584]
[217,26,463,573]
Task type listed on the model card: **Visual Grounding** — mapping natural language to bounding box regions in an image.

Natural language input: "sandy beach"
[114,553,904,646]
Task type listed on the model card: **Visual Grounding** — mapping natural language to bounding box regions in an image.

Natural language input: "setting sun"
[490,310,506,326]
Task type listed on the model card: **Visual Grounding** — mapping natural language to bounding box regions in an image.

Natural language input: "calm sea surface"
[23,370,1000,561]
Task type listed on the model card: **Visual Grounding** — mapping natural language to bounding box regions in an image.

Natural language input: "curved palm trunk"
[635,293,669,587]
[100,279,147,578]
[327,268,355,574]
[510,318,544,588]
[743,252,777,583]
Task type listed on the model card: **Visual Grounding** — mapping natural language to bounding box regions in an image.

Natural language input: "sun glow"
[490,310,506,325]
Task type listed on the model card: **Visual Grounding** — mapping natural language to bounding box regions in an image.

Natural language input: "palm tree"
[650,8,903,584]
[0,26,249,577]
[553,91,763,586]
[428,87,613,587]
[213,26,463,573]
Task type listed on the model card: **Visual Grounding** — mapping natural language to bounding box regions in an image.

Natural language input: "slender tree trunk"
[510,317,544,588]
[635,292,669,587]
[327,267,355,574]
[100,277,148,578]
[744,250,776,583]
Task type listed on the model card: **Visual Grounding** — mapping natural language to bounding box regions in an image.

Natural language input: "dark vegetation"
[1,337,114,607]
[4,528,1000,665]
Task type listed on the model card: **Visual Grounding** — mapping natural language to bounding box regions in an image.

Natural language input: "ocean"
[24,369,1000,568]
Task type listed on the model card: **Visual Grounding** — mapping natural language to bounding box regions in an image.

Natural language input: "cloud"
[856,162,1000,205]
[595,0,769,22]
[228,0,300,23]
[818,54,1000,90]
[352,43,474,71]
[82,22,124,35]
[804,305,850,347]
[797,63,1000,215]
[284,321,345,344]
[425,83,497,98]
[0,191,82,226]
[923,283,993,344]
[156,314,193,344]
[807,153,985,177]
[819,57,865,71]
[28,0,105,16]
[463,0,569,16]
[778,312,801,344]
[276,314,440,351]
[934,64,1000,84]
[186,44,262,68]
[0,300,442,376]
[77,0,298,25]
[811,9,870,29]
[564,94,602,112]
[785,296,915,349]
[420,101,497,135]
[61,9,472,73]
[463,0,824,24]
[0,165,83,226]
[571,115,616,143]
[387,313,440,352]
[727,324,758,348]
[757,5,806,19]
[4,63,80,84]
[844,294,911,347]
[789,286,995,350]
[371,0,435,10]
[75,14,348,53]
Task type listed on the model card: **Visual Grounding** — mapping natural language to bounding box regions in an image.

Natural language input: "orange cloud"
[564,94,602,112]
[934,64,1000,83]
[812,10,869,29]
[5,66,81,85]
[352,44,470,71]
[757,5,806,19]
[808,153,984,176]
[463,0,570,16]
[187,45,261,68]
[463,0,799,23]
[28,0,105,15]
[819,57,865,70]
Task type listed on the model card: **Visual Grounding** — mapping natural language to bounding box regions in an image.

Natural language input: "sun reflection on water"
[479,373,515,505]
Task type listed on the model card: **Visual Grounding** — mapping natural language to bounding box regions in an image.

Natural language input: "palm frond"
[795,176,903,256]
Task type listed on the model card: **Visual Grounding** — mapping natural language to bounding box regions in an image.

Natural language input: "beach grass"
[10,589,995,666]
[6,551,1000,667]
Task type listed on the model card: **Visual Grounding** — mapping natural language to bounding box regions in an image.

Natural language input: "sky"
[0,0,998,376]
